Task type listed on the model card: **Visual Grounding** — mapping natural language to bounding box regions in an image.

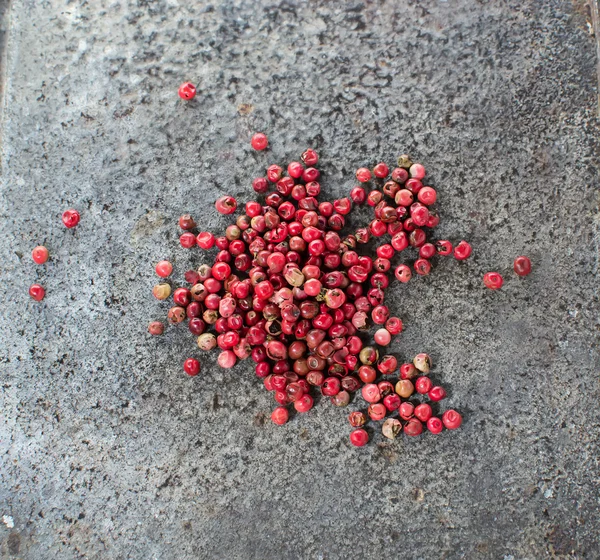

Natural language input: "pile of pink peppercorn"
[148,118,531,446]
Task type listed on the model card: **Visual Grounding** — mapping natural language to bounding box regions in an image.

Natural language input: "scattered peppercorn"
[178,82,196,100]
[32,246,49,264]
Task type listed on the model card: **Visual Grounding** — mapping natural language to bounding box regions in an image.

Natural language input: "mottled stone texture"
[0,0,598,558]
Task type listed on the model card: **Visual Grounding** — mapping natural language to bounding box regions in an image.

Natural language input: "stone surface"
[0,1,599,558]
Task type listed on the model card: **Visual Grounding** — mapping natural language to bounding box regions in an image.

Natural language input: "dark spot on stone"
[7,532,20,555]
[183,520,192,530]
[253,412,266,426]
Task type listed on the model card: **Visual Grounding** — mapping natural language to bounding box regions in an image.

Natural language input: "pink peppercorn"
[178,82,196,100]
[251,133,268,151]
[442,410,462,429]
[427,417,443,434]
[271,406,289,425]
[349,428,369,447]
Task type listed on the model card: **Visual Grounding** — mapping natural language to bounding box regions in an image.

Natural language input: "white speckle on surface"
[2,515,14,529]
[544,489,554,499]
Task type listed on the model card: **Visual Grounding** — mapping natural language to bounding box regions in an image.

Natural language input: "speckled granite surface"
[0,1,599,558]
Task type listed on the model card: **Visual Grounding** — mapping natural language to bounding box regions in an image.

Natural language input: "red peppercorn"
[356,167,372,183]
[295,394,314,413]
[155,260,173,277]
[271,406,289,425]
[454,240,472,260]
[435,240,453,256]
[179,214,196,230]
[419,243,436,259]
[483,272,504,290]
[514,256,532,276]
[383,393,401,412]
[179,232,196,248]
[32,246,49,264]
[62,209,80,228]
[414,258,431,276]
[400,363,417,379]
[374,328,391,346]
[349,428,369,447]
[442,409,463,430]
[417,186,436,205]
[183,358,200,376]
[415,376,433,394]
[361,383,381,404]
[251,133,268,151]
[217,350,237,368]
[148,321,165,335]
[215,196,237,215]
[301,149,319,166]
[368,403,386,421]
[428,386,447,402]
[29,284,45,301]
[322,377,341,397]
[404,418,423,436]
[252,177,269,193]
[414,403,432,422]
[178,82,196,100]
[409,163,425,179]
[377,355,397,375]
[350,186,366,204]
[373,162,389,179]
[385,317,403,335]
[427,417,443,434]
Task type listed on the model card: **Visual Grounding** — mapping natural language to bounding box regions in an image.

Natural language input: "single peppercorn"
[271,406,289,425]
[427,417,443,434]
[155,260,173,278]
[62,209,80,228]
[442,409,463,430]
[454,240,472,260]
[348,411,367,428]
[29,284,45,301]
[356,167,372,183]
[180,232,196,248]
[183,358,200,377]
[148,321,165,335]
[178,82,197,100]
[349,428,369,447]
[179,214,196,230]
[251,133,268,151]
[514,256,532,277]
[428,386,447,402]
[32,246,49,264]
[215,196,237,215]
[404,418,423,436]
[483,272,504,290]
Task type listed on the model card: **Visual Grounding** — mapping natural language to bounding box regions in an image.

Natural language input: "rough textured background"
[1,0,599,558]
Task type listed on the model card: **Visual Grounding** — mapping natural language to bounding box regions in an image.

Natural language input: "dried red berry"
[251,133,268,151]
[442,409,462,430]
[29,284,45,301]
[62,209,80,228]
[483,272,504,290]
[349,428,369,447]
[215,196,237,215]
[178,82,196,100]
[183,358,200,376]
[454,240,472,260]
[514,256,532,277]
[271,406,289,425]
[32,246,49,264]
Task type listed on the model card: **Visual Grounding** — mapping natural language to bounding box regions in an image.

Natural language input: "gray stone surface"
[0,0,599,558]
